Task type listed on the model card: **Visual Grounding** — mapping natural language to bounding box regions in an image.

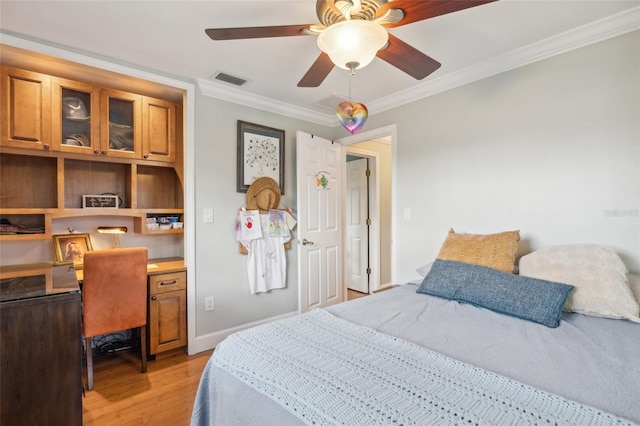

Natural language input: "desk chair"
[82,247,148,390]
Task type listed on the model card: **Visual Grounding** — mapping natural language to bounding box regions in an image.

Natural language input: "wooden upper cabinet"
[0,67,52,151]
[1,66,178,164]
[51,77,101,155]
[100,88,142,160]
[142,97,175,163]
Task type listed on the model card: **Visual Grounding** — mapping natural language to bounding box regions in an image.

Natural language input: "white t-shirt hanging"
[238,214,291,294]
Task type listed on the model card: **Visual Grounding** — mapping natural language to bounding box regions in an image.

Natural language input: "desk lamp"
[97,226,127,248]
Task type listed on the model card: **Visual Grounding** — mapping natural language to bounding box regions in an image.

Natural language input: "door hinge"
[366,268,371,275]
[365,169,371,177]
[366,218,371,226]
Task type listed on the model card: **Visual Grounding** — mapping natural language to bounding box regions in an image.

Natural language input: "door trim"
[337,124,397,288]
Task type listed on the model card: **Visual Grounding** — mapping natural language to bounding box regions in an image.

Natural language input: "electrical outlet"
[205,296,215,311]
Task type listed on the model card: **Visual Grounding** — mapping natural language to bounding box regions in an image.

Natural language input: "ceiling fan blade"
[377,34,441,80]
[205,24,314,40]
[379,0,498,28]
[297,53,335,87]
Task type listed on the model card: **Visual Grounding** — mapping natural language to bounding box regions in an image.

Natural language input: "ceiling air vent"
[312,94,348,113]
[213,72,248,86]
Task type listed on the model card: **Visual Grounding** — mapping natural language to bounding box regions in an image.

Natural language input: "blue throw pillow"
[416,259,574,328]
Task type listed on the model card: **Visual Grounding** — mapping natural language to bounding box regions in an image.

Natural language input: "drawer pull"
[159,279,177,286]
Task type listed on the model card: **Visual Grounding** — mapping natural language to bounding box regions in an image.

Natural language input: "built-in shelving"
[0,65,184,242]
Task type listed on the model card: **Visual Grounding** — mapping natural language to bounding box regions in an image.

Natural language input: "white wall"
[347,31,639,282]
[192,93,332,341]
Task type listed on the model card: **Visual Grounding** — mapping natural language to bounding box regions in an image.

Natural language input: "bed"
[191,236,640,425]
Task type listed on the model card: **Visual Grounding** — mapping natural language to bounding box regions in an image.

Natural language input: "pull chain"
[346,61,358,101]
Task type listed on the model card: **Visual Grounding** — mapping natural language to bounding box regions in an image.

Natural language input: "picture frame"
[52,233,94,269]
[82,194,119,208]
[237,120,285,194]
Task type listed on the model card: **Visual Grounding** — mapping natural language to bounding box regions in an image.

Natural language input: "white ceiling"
[1,1,639,125]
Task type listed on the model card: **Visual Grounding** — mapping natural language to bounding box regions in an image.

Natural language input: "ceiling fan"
[205,0,498,88]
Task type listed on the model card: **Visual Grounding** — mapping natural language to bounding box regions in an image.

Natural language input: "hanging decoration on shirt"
[316,171,331,191]
[268,210,289,237]
[238,210,262,240]
[285,211,297,231]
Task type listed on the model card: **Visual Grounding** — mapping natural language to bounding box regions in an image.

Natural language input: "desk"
[77,257,187,356]
[75,256,186,281]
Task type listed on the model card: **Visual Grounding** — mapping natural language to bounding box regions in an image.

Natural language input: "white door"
[296,131,343,313]
[346,158,369,293]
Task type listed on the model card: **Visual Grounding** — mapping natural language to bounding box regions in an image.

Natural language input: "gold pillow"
[437,228,520,273]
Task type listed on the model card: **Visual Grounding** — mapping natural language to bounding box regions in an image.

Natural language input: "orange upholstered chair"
[82,247,148,390]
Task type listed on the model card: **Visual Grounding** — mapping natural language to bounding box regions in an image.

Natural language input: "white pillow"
[519,244,640,323]
[416,262,433,278]
[629,273,640,303]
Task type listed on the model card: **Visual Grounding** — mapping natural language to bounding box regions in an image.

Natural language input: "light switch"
[203,208,214,223]
[403,208,411,220]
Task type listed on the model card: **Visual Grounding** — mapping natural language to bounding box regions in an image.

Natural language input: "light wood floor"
[82,348,213,426]
[347,288,369,300]
[83,292,370,425]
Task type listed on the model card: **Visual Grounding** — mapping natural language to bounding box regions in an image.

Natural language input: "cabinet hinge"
[366,268,372,275]
[365,169,371,177]
[366,218,371,226]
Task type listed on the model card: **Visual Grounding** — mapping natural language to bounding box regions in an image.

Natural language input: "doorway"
[340,126,395,294]
[345,156,370,294]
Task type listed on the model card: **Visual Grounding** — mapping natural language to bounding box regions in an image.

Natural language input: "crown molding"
[368,6,640,115]
[197,78,337,126]
[199,6,638,126]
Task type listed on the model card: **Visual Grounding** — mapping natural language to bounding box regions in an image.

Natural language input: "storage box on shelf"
[0,65,184,241]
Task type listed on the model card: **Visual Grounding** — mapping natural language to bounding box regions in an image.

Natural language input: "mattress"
[191,282,640,425]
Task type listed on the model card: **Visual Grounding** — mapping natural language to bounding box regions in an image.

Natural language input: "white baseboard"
[189,310,298,355]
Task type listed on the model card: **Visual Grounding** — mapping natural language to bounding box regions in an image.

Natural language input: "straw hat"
[246,177,281,211]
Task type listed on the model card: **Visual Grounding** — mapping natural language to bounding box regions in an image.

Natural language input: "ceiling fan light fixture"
[317,20,388,70]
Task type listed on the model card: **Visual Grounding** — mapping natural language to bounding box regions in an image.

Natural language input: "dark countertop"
[0,262,80,302]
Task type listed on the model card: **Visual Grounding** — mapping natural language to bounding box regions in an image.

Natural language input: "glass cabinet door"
[101,89,141,159]
[52,78,99,155]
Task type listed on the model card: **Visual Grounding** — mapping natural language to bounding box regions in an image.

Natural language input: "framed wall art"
[52,233,94,269]
[237,120,284,194]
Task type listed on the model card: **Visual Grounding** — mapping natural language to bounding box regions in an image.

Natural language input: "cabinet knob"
[94,149,99,154]
[101,150,107,155]
[143,154,149,159]
[151,296,157,301]
[44,144,50,150]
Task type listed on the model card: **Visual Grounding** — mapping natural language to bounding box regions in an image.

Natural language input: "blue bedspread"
[198,309,633,426]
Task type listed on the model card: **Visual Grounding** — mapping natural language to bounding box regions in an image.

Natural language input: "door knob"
[302,238,314,246]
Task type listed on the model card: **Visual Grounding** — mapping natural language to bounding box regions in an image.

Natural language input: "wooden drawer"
[149,271,186,295]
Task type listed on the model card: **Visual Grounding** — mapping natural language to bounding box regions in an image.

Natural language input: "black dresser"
[1,262,82,425]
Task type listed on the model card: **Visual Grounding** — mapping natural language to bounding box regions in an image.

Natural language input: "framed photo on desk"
[53,233,94,269]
